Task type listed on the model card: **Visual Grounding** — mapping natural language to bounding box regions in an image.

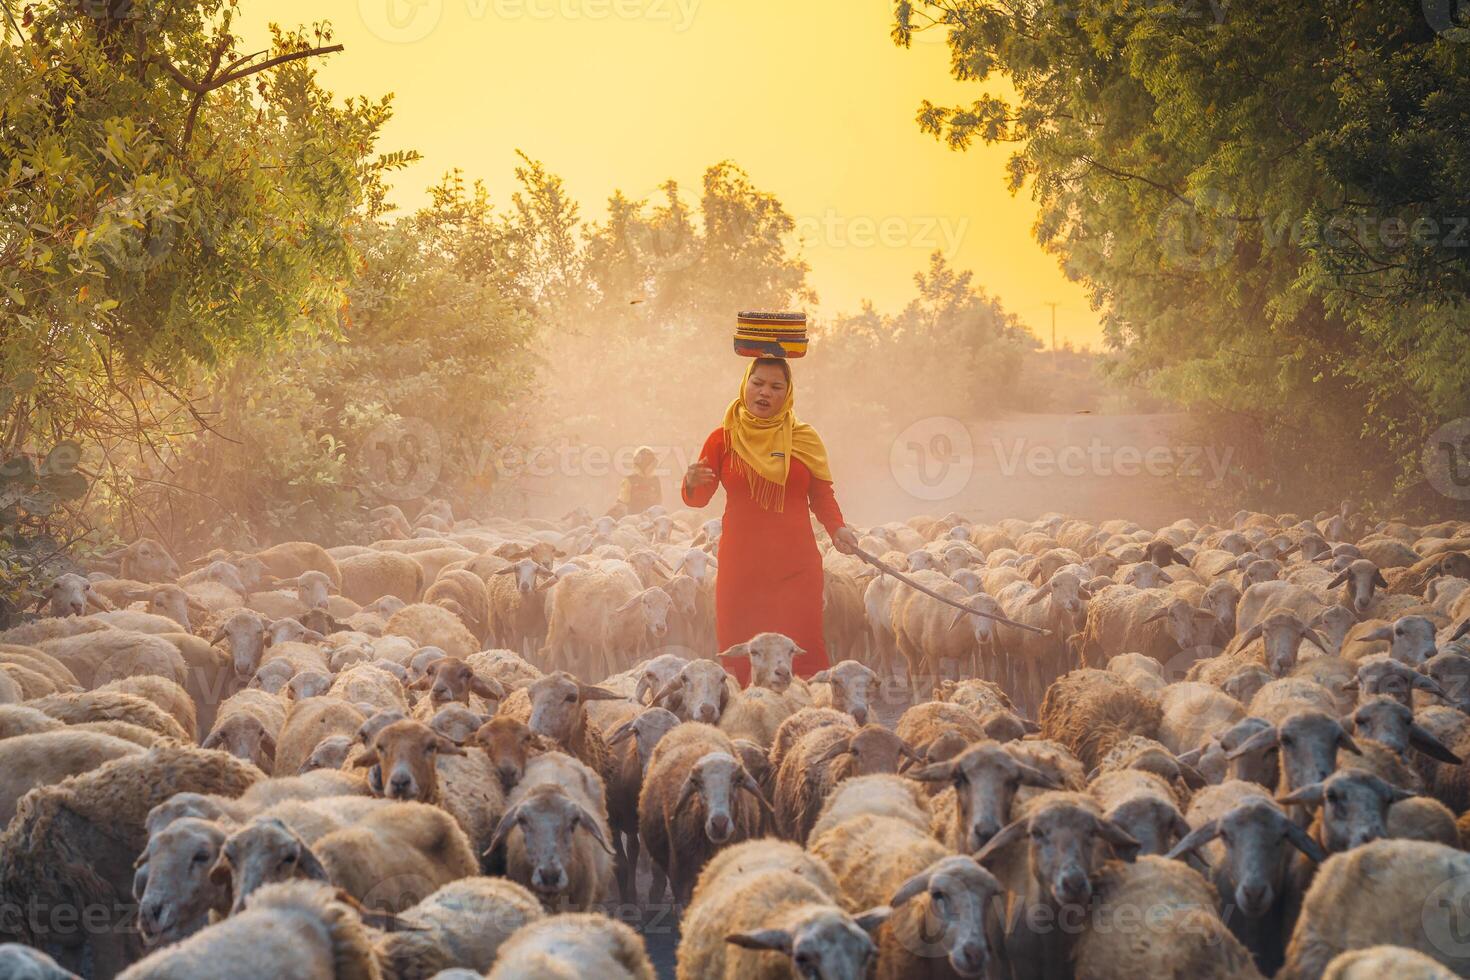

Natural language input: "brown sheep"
[385,603,479,658]
[0,744,262,977]
[637,723,770,904]
[28,690,190,742]
[773,721,918,844]
[273,697,368,776]
[424,569,492,644]
[354,718,506,871]
[1040,668,1164,770]
[336,550,425,605]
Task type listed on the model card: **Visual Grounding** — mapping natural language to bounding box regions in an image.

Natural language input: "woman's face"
[743,363,789,419]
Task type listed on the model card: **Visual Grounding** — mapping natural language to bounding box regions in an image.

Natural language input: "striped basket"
[734,311,808,359]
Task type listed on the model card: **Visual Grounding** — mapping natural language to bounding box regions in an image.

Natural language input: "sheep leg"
[623,827,641,904]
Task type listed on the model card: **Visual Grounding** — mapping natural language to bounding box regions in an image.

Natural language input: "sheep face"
[1240,612,1328,678]
[677,751,756,844]
[907,550,938,572]
[290,570,334,611]
[1328,559,1387,616]
[940,545,974,576]
[1355,659,1441,707]
[412,657,504,706]
[726,907,885,980]
[1281,770,1408,853]
[299,734,354,773]
[1244,711,1356,793]
[742,632,802,693]
[1423,652,1470,712]
[889,856,1002,977]
[286,670,333,701]
[820,725,915,784]
[495,785,612,896]
[914,742,1061,852]
[248,659,295,694]
[213,819,325,913]
[265,617,324,646]
[146,793,236,838]
[948,592,1004,648]
[1147,598,1218,655]
[1123,562,1171,589]
[356,709,408,750]
[634,654,689,705]
[1202,580,1241,635]
[202,714,276,773]
[214,610,270,677]
[615,586,674,640]
[527,671,620,743]
[475,717,549,788]
[606,707,680,774]
[950,568,983,594]
[1103,795,1188,857]
[359,719,465,802]
[1240,559,1280,586]
[659,659,730,724]
[1221,665,1271,706]
[47,573,105,617]
[1309,605,1356,653]
[117,538,181,582]
[1218,717,1277,786]
[677,548,716,584]
[1362,616,1438,666]
[136,818,230,947]
[129,584,198,630]
[983,801,1137,907]
[810,660,879,726]
[497,558,550,595]
[1348,696,1462,764]
[663,574,699,617]
[428,704,491,745]
[1169,799,1322,916]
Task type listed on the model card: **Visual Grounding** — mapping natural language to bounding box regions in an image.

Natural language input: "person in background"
[608,446,663,518]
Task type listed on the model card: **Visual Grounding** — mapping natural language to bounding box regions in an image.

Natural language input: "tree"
[896,0,1470,512]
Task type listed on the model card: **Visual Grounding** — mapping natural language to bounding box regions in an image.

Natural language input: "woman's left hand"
[832,526,860,555]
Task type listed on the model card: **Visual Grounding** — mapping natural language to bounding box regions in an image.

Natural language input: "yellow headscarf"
[722,360,832,511]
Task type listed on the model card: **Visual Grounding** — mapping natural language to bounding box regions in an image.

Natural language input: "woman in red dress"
[681,357,860,685]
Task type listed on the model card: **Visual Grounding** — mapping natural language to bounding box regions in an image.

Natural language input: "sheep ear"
[1453,618,1470,641]
[351,749,380,769]
[1226,728,1278,759]
[973,818,1028,867]
[908,761,957,783]
[1166,820,1219,860]
[815,736,852,765]
[210,626,228,646]
[740,772,775,815]
[853,906,892,933]
[1016,762,1063,790]
[1372,570,1389,589]
[1281,815,1327,864]
[606,720,637,746]
[1095,817,1141,862]
[1327,570,1349,589]
[613,594,642,614]
[1231,623,1264,651]
[260,732,278,761]
[946,608,970,633]
[290,837,330,883]
[1409,725,1464,765]
[1140,611,1168,626]
[1336,728,1362,755]
[726,929,793,953]
[577,683,622,702]
[810,669,831,684]
[572,806,616,855]
[889,870,933,908]
[1412,673,1447,697]
[1025,583,1052,605]
[676,771,700,811]
[208,854,233,888]
[1301,628,1330,654]
[485,803,524,857]
[201,729,225,751]
[470,676,505,701]
[1175,760,1208,791]
[1361,626,1393,643]
[1276,783,1325,807]
[436,736,467,757]
[1158,569,1174,583]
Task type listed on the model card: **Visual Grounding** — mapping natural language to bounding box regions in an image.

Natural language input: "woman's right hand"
[684,460,716,491]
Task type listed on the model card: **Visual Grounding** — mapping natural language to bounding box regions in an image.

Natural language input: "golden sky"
[243,0,1103,347]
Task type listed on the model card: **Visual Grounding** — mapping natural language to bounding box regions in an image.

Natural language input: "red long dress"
[681,427,847,685]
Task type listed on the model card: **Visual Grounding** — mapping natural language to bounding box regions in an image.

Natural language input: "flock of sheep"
[1,499,1469,979]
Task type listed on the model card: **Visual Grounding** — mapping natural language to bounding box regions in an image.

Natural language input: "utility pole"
[1045,302,1059,368]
